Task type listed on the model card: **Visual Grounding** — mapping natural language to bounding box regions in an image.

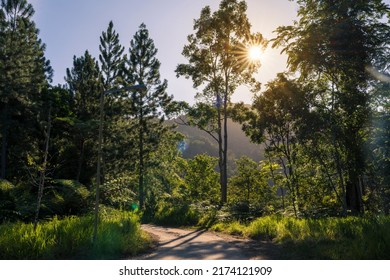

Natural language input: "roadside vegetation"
[0,209,150,260]
[210,215,390,259]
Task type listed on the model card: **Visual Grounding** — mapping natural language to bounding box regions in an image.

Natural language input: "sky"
[26,1,301,104]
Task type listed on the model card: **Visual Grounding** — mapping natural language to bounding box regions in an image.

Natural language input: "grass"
[0,210,150,259]
[152,202,199,226]
[210,215,390,259]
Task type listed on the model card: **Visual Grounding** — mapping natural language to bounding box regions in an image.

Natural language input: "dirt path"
[137,224,282,260]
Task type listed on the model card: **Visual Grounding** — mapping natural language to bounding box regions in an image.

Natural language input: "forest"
[0,0,390,260]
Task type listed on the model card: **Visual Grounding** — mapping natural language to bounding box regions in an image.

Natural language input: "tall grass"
[0,210,149,259]
[210,215,390,259]
[152,202,199,226]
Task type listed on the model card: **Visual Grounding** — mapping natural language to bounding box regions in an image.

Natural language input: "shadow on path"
[139,224,283,260]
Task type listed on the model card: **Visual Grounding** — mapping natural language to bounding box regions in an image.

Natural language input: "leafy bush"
[48,179,91,215]
[153,200,199,226]
[0,180,17,222]
[0,210,148,259]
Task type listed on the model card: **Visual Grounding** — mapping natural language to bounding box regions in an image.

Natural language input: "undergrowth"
[0,210,149,259]
[210,215,390,259]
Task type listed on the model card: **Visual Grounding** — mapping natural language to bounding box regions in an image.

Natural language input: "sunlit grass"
[0,210,148,259]
[210,215,390,259]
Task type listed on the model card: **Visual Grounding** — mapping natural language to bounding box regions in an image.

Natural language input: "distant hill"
[169,117,265,173]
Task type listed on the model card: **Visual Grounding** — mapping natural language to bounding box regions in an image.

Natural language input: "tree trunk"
[216,93,225,205]
[139,122,144,210]
[93,93,104,243]
[138,106,145,210]
[221,91,228,204]
[34,103,52,230]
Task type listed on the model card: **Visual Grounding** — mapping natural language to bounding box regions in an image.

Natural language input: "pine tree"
[99,21,124,90]
[65,50,102,184]
[0,0,52,180]
[123,23,172,209]
[98,21,125,182]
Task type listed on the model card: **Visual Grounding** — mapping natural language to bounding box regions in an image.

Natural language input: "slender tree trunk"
[222,90,228,204]
[34,103,52,230]
[345,138,364,214]
[139,123,144,210]
[280,156,298,218]
[93,92,104,243]
[139,108,145,209]
[216,93,224,205]
[330,81,348,216]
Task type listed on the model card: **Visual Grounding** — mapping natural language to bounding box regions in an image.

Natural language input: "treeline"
[0,0,181,223]
[1,0,390,228]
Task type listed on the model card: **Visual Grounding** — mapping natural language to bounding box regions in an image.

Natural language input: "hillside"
[170,118,265,173]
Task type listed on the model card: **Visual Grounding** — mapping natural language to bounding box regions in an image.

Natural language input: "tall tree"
[273,0,390,214]
[176,0,266,204]
[97,20,124,205]
[0,0,52,180]
[123,23,172,209]
[65,50,101,184]
[232,74,311,216]
[99,21,124,90]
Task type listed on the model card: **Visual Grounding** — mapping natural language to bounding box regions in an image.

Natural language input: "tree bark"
[221,90,228,204]
[139,119,145,210]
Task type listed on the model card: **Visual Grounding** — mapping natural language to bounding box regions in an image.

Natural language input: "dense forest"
[1,0,390,259]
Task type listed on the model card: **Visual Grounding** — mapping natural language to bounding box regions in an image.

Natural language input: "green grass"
[152,202,199,226]
[210,215,390,259]
[0,210,150,259]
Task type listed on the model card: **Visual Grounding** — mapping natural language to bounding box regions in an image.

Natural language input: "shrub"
[0,210,147,259]
[153,201,199,226]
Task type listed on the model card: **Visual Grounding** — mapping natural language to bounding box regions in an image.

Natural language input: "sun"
[248,45,262,61]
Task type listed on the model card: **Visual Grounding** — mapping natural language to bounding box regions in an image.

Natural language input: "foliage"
[0,0,52,181]
[0,179,17,222]
[272,0,390,214]
[65,51,102,185]
[153,197,199,227]
[210,215,390,259]
[184,154,219,204]
[0,210,148,259]
[176,0,266,204]
[122,23,173,209]
[229,156,277,216]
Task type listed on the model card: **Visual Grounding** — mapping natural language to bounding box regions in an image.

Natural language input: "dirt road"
[138,224,282,260]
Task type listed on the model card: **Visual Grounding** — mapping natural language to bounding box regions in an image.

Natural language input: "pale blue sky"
[27,0,300,104]
[27,0,389,104]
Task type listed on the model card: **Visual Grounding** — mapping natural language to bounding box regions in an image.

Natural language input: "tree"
[232,74,311,216]
[229,156,277,214]
[65,50,102,184]
[229,156,262,203]
[273,0,390,214]
[176,0,266,204]
[99,21,124,91]
[0,0,52,180]
[185,154,219,204]
[122,23,173,209]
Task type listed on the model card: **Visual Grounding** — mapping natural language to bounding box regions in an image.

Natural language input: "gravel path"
[137,224,282,260]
